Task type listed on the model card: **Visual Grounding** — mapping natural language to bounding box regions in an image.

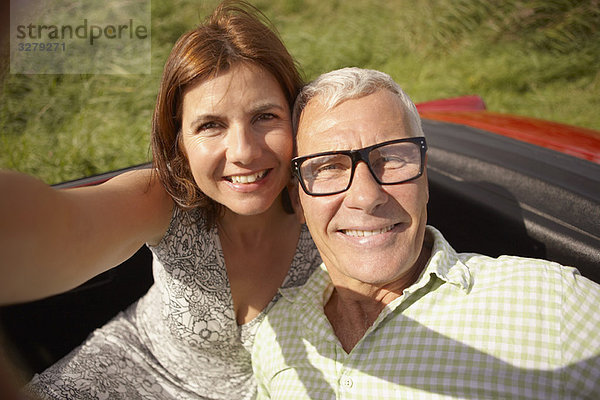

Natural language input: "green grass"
[1,0,599,183]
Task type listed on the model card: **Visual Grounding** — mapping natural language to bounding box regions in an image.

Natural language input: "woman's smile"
[225,169,270,184]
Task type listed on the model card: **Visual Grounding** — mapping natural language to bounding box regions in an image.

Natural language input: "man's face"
[296,89,429,292]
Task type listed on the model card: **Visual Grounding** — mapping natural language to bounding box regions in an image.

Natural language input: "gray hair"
[292,67,424,138]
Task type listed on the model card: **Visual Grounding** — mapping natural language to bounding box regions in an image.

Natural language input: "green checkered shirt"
[252,226,600,399]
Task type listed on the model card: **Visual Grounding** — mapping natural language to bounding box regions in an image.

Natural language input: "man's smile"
[341,223,397,237]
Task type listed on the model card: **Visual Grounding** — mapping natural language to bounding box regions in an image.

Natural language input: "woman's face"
[180,63,293,216]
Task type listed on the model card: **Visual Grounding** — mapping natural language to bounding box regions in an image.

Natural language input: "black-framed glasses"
[292,137,427,196]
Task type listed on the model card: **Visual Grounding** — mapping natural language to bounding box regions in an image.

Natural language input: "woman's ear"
[288,179,305,224]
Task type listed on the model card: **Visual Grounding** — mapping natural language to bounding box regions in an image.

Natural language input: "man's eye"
[313,163,346,178]
[318,163,342,171]
[371,155,406,169]
[383,155,407,166]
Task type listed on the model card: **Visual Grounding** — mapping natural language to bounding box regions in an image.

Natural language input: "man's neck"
[324,234,433,353]
[324,283,403,353]
[324,287,385,353]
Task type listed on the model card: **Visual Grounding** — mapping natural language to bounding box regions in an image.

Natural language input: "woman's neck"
[218,196,299,248]
[217,195,303,325]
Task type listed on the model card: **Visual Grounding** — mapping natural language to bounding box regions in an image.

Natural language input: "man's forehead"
[296,91,411,155]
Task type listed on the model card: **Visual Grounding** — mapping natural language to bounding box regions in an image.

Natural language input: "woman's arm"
[0,168,173,304]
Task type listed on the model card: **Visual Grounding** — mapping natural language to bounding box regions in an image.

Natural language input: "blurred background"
[1,0,599,184]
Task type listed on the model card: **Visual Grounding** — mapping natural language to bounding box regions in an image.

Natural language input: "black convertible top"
[425,119,599,282]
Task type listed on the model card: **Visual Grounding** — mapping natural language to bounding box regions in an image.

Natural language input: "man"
[252,67,600,399]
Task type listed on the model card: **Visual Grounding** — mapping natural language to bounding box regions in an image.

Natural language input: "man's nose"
[343,162,387,212]
[226,124,262,165]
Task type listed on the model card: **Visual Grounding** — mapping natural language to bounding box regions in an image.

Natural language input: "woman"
[1,2,321,399]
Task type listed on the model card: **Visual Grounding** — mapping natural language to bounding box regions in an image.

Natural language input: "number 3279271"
[18,42,66,52]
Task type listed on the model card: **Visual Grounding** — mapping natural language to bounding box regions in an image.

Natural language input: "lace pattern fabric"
[24,207,321,400]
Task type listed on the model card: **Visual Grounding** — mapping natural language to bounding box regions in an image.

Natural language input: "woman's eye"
[199,121,219,131]
[255,113,277,122]
[194,121,222,136]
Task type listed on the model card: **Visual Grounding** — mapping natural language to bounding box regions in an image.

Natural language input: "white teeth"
[343,224,395,237]
[229,170,267,184]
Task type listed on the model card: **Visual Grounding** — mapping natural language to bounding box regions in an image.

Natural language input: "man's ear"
[288,180,305,224]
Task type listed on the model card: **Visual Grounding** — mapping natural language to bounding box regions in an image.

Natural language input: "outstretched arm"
[0,168,173,304]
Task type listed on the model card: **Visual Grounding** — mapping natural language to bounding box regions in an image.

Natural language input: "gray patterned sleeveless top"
[137,207,321,399]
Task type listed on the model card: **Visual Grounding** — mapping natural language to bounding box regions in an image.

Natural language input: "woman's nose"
[226,124,262,165]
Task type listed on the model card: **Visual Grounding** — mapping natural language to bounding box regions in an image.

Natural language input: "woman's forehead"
[181,63,287,114]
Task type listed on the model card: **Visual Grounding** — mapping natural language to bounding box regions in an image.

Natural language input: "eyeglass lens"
[299,140,422,195]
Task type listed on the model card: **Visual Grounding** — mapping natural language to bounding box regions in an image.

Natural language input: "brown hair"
[151,0,302,224]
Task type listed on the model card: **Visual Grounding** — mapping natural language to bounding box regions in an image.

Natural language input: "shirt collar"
[278,264,335,340]
[281,225,473,307]
[417,226,472,293]
[279,263,332,307]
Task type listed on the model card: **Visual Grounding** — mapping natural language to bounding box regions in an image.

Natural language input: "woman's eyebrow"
[186,102,287,130]
[249,102,287,114]
[187,114,220,130]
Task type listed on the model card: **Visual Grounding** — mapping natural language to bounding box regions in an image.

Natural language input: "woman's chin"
[223,198,279,217]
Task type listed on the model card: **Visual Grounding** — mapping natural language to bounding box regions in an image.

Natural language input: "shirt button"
[341,376,353,388]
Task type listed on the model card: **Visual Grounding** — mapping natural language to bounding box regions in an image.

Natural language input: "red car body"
[417,95,600,163]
